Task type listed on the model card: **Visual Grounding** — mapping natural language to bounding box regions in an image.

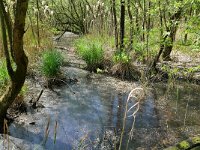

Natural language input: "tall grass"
[75,37,104,72]
[41,49,64,77]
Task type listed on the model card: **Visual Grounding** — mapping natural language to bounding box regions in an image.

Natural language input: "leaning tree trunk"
[162,8,182,61]
[0,0,29,120]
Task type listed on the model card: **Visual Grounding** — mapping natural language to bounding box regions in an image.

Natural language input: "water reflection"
[7,68,200,149]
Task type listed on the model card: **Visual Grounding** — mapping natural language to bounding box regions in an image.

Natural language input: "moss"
[177,141,190,149]
[192,137,200,144]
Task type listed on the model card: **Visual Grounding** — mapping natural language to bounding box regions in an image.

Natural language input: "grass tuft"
[41,49,64,77]
[75,37,104,72]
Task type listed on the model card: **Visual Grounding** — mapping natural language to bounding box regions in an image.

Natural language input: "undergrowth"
[111,52,141,80]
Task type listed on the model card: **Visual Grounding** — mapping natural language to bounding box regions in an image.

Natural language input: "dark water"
[7,67,200,149]
[154,82,200,127]
[5,33,200,149]
[6,68,157,149]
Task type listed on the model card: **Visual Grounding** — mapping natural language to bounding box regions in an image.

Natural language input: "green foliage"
[113,51,131,64]
[75,37,104,71]
[0,60,9,88]
[177,140,190,149]
[134,42,146,62]
[41,49,64,77]
[112,51,141,80]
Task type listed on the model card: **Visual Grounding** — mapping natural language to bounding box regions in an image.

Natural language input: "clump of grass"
[111,52,141,80]
[75,37,104,72]
[41,49,64,77]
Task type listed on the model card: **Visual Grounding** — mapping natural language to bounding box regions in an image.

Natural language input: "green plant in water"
[41,49,64,77]
[75,38,104,71]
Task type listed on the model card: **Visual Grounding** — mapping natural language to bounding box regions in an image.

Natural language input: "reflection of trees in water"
[117,93,123,133]
[107,93,124,132]
[108,93,114,125]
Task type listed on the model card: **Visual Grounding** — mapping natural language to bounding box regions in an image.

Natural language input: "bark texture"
[162,8,182,61]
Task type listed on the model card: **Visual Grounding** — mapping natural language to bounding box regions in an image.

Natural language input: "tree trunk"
[0,0,29,120]
[142,0,146,42]
[36,0,40,47]
[120,0,125,50]
[162,8,182,61]
[127,0,134,51]
[112,0,119,49]
[146,0,151,62]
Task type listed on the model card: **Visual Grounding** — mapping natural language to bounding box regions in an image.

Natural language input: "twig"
[32,89,44,109]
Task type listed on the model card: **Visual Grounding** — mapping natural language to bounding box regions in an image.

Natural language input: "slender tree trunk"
[150,0,164,71]
[146,0,151,62]
[36,0,40,47]
[135,4,139,34]
[184,16,188,44]
[142,0,146,42]
[0,0,29,120]
[120,0,125,50]
[184,5,193,44]
[151,35,168,72]
[127,0,133,51]
[112,0,119,49]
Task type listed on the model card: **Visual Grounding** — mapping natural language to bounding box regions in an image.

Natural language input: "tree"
[162,5,182,60]
[112,0,119,49]
[0,0,29,119]
[119,0,125,50]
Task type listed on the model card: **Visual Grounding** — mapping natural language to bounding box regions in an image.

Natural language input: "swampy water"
[5,67,200,150]
[2,33,200,149]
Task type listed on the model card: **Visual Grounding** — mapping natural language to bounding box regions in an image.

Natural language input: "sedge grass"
[40,49,64,78]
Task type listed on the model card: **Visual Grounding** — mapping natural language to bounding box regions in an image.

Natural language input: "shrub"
[75,38,104,71]
[41,50,64,77]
